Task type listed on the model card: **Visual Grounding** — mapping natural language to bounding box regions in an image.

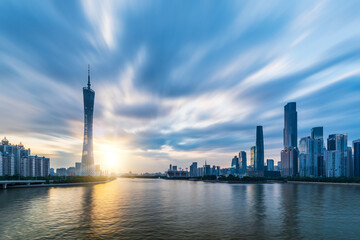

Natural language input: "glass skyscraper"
[281,102,298,177]
[255,126,264,171]
[81,66,95,176]
[250,146,256,170]
[353,140,360,177]
[283,102,297,148]
[311,127,323,140]
[239,151,247,174]
[325,134,352,177]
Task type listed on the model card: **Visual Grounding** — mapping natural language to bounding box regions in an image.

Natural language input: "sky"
[1,0,360,173]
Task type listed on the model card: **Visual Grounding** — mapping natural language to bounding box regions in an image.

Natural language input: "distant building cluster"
[166,102,360,179]
[53,163,106,177]
[0,137,50,177]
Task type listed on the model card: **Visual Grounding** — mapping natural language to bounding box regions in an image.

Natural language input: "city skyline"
[1,1,360,173]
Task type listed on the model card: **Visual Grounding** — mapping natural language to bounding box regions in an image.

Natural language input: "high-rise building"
[284,102,297,148]
[281,148,298,176]
[354,140,360,177]
[255,126,264,171]
[231,156,239,173]
[75,162,82,176]
[266,159,274,171]
[324,134,352,177]
[203,164,211,176]
[190,162,198,177]
[250,146,256,170]
[311,127,323,140]
[239,151,247,174]
[1,153,14,176]
[299,136,313,177]
[0,154,2,176]
[311,127,325,177]
[81,65,95,176]
[281,102,298,177]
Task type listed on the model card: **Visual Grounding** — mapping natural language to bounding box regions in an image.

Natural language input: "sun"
[94,141,123,172]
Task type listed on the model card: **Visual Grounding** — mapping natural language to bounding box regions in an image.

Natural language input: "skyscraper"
[255,126,264,171]
[299,130,324,178]
[250,146,256,170]
[266,159,274,171]
[325,134,352,177]
[354,140,360,177]
[311,127,323,140]
[281,102,298,177]
[81,65,95,176]
[231,155,239,173]
[284,102,297,148]
[190,162,198,177]
[239,151,247,174]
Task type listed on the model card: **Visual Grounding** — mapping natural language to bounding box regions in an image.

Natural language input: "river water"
[0,178,359,239]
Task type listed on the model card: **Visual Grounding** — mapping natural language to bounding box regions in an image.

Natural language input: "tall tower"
[255,126,264,171]
[281,102,298,177]
[284,102,297,148]
[81,65,95,176]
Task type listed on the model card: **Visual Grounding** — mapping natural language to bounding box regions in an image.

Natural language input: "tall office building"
[354,140,360,177]
[283,102,297,148]
[255,126,264,171]
[190,162,198,177]
[81,65,95,176]
[299,128,325,178]
[299,136,313,177]
[239,151,247,174]
[311,127,323,140]
[266,159,274,171]
[325,134,352,177]
[250,146,256,170]
[231,155,240,173]
[281,102,298,177]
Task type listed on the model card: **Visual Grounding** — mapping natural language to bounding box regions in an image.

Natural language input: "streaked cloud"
[1,0,360,173]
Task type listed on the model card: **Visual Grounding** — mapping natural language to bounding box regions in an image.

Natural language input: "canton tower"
[81,65,95,176]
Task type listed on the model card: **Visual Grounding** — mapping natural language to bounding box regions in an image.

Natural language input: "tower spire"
[87,64,91,89]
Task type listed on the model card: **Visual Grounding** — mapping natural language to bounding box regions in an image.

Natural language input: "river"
[0,178,359,239]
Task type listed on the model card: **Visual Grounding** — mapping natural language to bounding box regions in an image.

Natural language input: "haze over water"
[0,179,359,239]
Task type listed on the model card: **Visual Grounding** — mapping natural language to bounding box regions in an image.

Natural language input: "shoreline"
[122,177,360,186]
[4,179,114,189]
[287,181,360,186]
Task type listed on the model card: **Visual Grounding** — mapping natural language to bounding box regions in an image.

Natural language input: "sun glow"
[94,141,124,172]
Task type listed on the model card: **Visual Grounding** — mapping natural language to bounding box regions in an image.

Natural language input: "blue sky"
[1,0,360,173]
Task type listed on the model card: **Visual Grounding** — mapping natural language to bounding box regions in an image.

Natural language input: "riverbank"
[2,178,116,189]
[121,176,360,186]
[287,181,360,186]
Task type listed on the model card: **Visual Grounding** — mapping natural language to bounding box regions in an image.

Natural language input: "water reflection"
[1,179,360,239]
[280,184,301,240]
